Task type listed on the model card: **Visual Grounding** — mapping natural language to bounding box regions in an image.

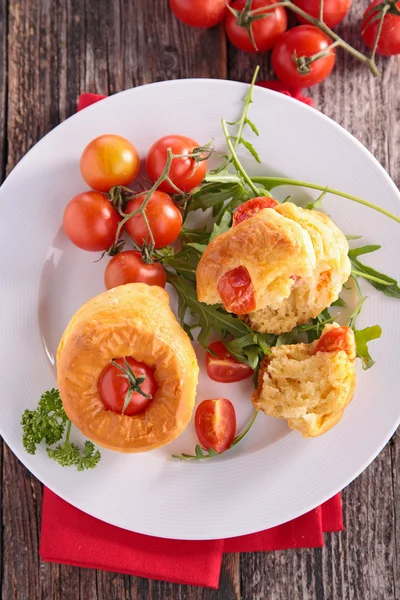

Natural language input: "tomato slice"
[195,398,237,454]
[99,357,158,416]
[206,341,253,383]
[314,326,355,359]
[217,266,256,315]
[232,197,279,226]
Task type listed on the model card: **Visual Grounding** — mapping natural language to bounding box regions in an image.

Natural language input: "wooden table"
[0,1,399,598]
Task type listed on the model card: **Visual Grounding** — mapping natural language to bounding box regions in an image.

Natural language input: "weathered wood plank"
[0,0,7,595]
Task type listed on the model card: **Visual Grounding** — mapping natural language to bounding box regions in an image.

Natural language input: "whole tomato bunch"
[63,132,210,291]
[169,0,400,88]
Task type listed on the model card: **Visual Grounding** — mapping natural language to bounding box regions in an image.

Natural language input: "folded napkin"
[40,87,339,589]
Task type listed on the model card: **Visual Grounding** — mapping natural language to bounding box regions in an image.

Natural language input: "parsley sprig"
[21,389,101,471]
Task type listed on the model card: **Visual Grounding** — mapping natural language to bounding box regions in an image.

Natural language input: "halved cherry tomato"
[169,0,229,28]
[146,135,207,194]
[218,266,256,315]
[361,0,400,56]
[63,191,120,252]
[233,197,279,226]
[125,191,183,249]
[104,251,166,290]
[206,341,253,383]
[99,357,157,416]
[80,135,140,192]
[225,0,288,53]
[272,25,336,88]
[293,0,352,29]
[314,326,355,359]
[195,398,237,453]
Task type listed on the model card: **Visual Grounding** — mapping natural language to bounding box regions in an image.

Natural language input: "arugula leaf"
[186,182,242,213]
[167,272,250,347]
[239,138,261,163]
[348,245,400,298]
[21,389,101,471]
[354,325,382,370]
[209,211,232,241]
[331,297,347,308]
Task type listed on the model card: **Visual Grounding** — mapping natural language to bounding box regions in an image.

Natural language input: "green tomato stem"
[250,176,400,224]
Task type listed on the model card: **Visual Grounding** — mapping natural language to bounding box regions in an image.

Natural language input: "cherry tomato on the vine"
[146,135,207,194]
[104,251,166,290]
[293,0,352,29]
[233,197,279,226]
[272,25,336,88]
[125,191,182,249]
[314,326,355,359]
[99,357,157,416]
[63,191,120,252]
[206,341,253,383]
[195,398,237,454]
[169,0,229,28]
[218,266,256,315]
[225,0,288,53]
[80,134,140,193]
[362,0,400,56]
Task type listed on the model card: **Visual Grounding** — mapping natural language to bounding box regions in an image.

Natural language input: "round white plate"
[1,80,400,540]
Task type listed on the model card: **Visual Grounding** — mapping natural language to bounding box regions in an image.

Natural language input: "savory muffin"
[57,283,199,453]
[246,204,351,334]
[197,207,316,313]
[252,323,356,437]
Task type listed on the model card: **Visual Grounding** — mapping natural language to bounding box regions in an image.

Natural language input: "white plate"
[1,80,400,540]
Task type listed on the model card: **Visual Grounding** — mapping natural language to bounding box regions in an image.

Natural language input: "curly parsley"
[21,389,101,471]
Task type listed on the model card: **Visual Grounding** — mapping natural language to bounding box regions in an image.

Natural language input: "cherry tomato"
[195,398,237,453]
[218,266,256,315]
[233,197,279,226]
[225,0,288,52]
[99,357,158,416]
[314,326,355,359]
[80,134,140,192]
[293,0,352,28]
[170,0,229,27]
[272,25,336,88]
[125,191,182,249]
[362,0,400,56]
[63,191,120,252]
[146,135,207,194]
[104,251,166,290]
[206,341,253,383]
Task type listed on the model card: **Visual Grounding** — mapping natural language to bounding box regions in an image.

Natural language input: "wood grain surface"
[0,1,399,599]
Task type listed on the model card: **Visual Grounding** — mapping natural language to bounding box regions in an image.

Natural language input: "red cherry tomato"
[233,197,279,226]
[314,326,355,359]
[218,266,256,315]
[169,0,229,27]
[80,135,140,192]
[225,0,288,52]
[293,0,352,28]
[206,341,253,383]
[99,357,158,416]
[195,398,237,453]
[125,191,183,249]
[272,25,336,88]
[104,251,166,290]
[146,135,207,194]
[63,191,120,252]
[362,0,400,56]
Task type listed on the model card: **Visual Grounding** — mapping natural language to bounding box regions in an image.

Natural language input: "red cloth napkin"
[40,89,340,588]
